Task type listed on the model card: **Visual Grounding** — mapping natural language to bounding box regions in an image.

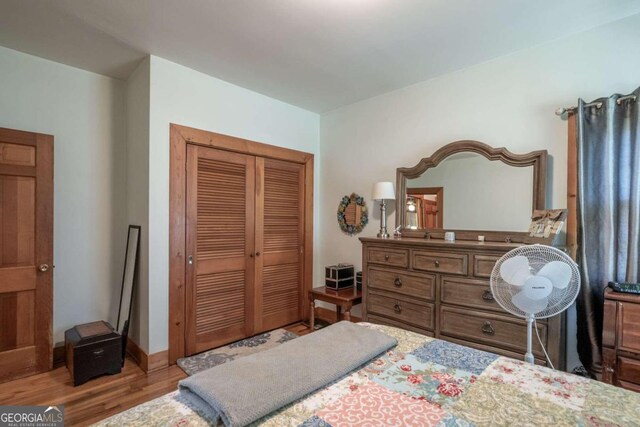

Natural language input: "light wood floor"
[0,322,313,426]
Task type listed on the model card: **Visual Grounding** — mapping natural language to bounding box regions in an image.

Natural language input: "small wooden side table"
[309,286,362,330]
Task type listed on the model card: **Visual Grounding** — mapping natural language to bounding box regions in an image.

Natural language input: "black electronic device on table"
[608,281,640,295]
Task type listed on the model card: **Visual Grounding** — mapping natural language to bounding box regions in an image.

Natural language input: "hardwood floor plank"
[0,322,313,426]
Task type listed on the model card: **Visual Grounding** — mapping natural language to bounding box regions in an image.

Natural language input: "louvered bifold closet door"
[255,158,304,332]
[185,146,255,355]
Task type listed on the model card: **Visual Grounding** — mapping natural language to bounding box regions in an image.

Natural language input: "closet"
[170,125,313,361]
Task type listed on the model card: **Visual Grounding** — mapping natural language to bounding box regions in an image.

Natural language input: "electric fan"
[490,244,580,367]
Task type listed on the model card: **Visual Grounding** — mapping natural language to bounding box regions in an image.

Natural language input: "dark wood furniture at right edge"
[602,288,640,392]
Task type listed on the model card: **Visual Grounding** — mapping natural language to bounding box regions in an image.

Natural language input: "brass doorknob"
[38,264,50,272]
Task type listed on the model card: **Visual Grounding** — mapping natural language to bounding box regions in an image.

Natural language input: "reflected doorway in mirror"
[406,187,443,229]
[337,193,368,236]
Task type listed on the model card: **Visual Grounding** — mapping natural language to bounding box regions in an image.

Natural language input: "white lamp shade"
[372,182,395,200]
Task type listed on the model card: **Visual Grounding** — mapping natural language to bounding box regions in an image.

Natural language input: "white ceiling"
[1,0,640,112]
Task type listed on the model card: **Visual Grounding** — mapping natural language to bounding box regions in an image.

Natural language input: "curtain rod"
[555,94,637,116]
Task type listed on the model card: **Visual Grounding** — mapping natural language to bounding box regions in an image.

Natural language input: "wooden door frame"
[169,124,314,364]
[0,127,54,380]
[406,187,444,228]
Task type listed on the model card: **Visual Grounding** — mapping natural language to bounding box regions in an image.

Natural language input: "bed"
[96,324,640,426]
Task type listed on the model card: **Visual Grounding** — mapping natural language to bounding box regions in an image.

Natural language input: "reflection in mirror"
[117,225,140,336]
[405,153,534,231]
[337,193,368,235]
[406,187,443,229]
[345,202,362,226]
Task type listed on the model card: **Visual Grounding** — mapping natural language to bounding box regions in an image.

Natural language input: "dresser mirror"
[397,141,547,237]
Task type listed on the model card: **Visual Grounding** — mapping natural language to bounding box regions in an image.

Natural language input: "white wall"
[146,56,320,353]
[0,46,127,345]
[319,14,640,370]
[125,57,150,350]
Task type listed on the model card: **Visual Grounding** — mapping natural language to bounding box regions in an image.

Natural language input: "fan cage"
[490,245,580,319]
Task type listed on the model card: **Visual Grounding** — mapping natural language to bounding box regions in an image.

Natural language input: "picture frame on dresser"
[360,140,566,369]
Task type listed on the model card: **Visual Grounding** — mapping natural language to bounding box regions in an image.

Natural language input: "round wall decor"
[337,193,368,235]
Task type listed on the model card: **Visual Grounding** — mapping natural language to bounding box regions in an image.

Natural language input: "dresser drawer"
[412,251,467,275]
[368,291,434,330]
[619,302,640,353]
[367,314,435,337]
[439,306,547,357]
[472,254,501,278]
[617,356,640,387]
[368,248,409,268]
[368,267,435,301]
[440,276,501,312]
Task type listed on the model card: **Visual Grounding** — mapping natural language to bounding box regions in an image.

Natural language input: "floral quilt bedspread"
[96,324,640,426]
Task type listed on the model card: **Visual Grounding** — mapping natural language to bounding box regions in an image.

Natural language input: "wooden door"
[0,127,53,382]
[423,199,439,228]
[255,158,304,331]
[185,145,255,354]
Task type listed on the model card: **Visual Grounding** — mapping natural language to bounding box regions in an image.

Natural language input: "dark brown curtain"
[576,87,640,376]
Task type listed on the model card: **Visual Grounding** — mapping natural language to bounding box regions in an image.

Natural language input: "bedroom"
[0,0,639,425]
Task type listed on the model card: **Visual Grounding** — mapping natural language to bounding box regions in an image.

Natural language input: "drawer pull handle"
[394,277,402,287]
[384,255,390,261]
[482,290,494,301]
[93,348,105,356]
[394,303,402,314]
[434,260,440,267]
[481,321,495,336]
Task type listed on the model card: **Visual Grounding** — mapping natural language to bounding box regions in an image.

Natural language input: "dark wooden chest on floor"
[65,321,122,386]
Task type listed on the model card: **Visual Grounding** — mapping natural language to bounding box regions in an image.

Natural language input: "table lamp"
[372,182,395,238]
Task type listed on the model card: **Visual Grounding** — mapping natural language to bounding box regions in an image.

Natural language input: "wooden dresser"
[360,237,565,368]
[602,288,640,391]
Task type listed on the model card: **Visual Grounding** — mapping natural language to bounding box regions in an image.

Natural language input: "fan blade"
[523,275,553,300]
[537,261,572,290]
[499,255,531,286]
[512,291,549,314]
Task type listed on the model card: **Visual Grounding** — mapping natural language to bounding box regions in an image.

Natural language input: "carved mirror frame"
[396,140,548,240]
